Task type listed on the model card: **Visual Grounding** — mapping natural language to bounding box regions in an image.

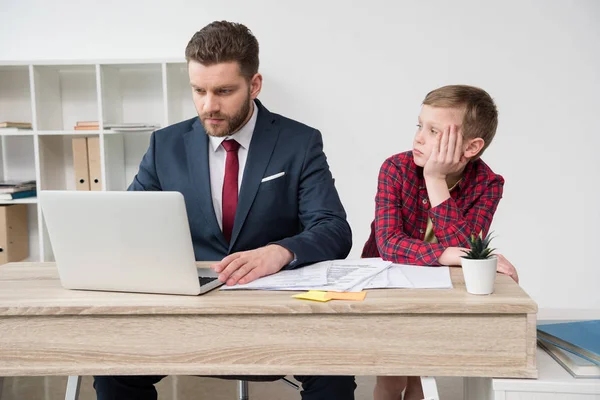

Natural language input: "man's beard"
[200,95,251,138]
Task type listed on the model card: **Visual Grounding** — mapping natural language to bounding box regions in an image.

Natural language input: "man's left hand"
[211,244,294,286]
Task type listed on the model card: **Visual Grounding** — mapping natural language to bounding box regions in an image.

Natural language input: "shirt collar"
[209,100,258,152]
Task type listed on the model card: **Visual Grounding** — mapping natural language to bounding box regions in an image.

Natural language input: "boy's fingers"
[447,125,457,161]
[432,129,441,159]
[454,126,463,163]
[439,127,449,159]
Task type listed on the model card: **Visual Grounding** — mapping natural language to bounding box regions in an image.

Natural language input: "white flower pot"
[461,256,498,295]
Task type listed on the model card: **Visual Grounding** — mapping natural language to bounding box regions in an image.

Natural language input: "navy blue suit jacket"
[129,100,352,267]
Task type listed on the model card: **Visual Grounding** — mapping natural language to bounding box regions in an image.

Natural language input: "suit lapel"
[184,119,229,248]
[230,101,279,248]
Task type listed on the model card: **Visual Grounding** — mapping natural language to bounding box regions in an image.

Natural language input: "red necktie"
[221,139,240,243]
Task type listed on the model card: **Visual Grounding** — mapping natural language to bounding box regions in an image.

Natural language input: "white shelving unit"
[0,60,197,262]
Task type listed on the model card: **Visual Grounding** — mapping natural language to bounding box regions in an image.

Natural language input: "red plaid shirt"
[361,151,504,265]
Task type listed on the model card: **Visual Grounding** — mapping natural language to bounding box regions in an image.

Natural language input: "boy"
[362,85,518,400]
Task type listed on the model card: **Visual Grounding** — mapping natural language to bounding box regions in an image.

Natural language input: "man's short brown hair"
[185,21,259,79]
[423,85,498,157]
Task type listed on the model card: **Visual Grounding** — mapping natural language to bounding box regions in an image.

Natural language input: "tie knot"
[222,139,240,153]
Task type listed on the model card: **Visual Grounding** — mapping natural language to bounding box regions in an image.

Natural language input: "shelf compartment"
[32,65,99,131]
[166,62,196,125]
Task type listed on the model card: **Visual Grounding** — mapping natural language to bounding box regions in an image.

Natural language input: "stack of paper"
[221,259,453,292]
[355,264,453,291]
[221,258,391,292]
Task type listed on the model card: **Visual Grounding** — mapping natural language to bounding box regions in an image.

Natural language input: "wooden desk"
[0,262,537,378]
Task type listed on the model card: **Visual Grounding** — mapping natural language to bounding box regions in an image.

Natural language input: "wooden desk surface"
[0,262,536,316]
[0,262,538,378]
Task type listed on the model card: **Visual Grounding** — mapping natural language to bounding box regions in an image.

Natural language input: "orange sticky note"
[325,291,367,301]
[292,291,331,302]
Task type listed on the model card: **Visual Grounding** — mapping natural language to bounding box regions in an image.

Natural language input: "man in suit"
[93,20,355,400]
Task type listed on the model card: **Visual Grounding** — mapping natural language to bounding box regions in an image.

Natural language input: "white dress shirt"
[208,101,258,230]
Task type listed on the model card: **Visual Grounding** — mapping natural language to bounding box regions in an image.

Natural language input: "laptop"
[39,190,223,295]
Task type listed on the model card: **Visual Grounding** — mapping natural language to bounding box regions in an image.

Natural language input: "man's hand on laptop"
[211,245,294,286]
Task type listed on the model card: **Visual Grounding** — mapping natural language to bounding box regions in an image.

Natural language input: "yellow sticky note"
[325,291,367,301]
[292,290,331,302]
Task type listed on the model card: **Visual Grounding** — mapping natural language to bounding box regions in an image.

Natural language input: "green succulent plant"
[462,232,496,260]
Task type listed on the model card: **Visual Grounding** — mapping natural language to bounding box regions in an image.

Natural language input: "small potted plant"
[461,232,498,295]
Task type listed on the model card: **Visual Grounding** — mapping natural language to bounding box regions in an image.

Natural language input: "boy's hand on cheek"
[424,125,468,180]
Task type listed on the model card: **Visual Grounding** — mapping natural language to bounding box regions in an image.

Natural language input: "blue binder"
[537,320,600,366]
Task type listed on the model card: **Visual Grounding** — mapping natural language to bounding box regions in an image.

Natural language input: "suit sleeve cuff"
[270,239,300,270]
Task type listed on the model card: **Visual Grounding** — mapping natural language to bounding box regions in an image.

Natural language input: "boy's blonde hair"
[423,85,498,158]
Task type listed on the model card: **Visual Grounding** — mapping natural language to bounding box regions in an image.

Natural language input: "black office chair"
[64,376,299,400]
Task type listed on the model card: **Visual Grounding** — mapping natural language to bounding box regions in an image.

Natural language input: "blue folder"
[11,189,36,199]
[537,320,600,366]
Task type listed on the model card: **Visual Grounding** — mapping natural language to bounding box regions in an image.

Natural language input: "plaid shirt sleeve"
[374,159,446,265]
[429,176,504,248]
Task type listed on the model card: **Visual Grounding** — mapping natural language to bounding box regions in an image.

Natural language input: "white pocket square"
[261,171,285,183]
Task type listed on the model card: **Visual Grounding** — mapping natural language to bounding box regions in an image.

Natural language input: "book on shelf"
[537,320,600,366]
[0,180,36,194]
[74,121,100,130]
[72,121,160,131]
[538,339,600,378]
[0,189,36,201]
[0,121,33,133]
[0,121,32,129]
[104,122,159,132]
[76,121,99,127]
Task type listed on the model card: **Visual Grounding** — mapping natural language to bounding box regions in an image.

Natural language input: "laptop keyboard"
[199,277,219,286]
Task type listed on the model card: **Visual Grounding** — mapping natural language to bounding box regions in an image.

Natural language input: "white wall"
[2,0,599,312]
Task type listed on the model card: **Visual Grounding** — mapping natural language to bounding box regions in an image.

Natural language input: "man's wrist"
[270,244,294,266]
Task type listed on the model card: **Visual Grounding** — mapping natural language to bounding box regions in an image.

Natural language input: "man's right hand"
[211,244,293,286]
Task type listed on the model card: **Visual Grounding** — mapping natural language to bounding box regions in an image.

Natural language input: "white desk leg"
[464,377,495,400]
[65,376,81,400]
[420,376,440,400]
